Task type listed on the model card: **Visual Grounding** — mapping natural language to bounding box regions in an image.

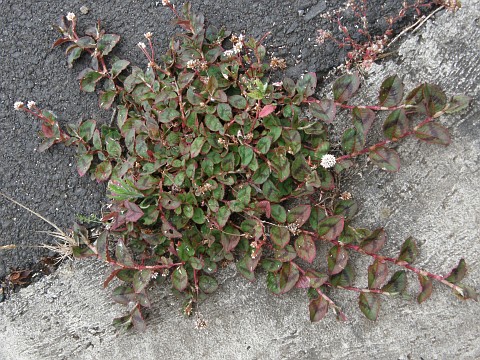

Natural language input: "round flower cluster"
[320,154,336,169]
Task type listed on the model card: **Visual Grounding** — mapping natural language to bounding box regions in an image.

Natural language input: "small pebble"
[80,5,89,15]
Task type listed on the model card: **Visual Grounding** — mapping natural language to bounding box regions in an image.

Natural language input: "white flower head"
[320,154,336,169]
[27,101,36,109]
[144,32,153,39]
[223,49,234,57]
[14,101,24,110]
[137,42,147,49]
[162,0,171,5]
[66,12,76,21]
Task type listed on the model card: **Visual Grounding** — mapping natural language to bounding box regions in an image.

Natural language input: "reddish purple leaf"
[259,104,276,118]
[309,295,329,322]
[124,200,144,222]
[368,259,389,289]
[417,274,433,304]
[369,146,400,172]
[286,204,311,228]
[294,234,316,263]
[327,245,349,275]
[278,262,300,294]
[414,122,451,146]
[360,228,386,254]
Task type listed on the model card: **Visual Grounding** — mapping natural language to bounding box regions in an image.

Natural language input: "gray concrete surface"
[1,1,479,359]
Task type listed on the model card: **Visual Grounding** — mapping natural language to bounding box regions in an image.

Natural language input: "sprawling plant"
[13,2,476,330]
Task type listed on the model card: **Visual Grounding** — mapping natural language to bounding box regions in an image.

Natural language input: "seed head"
[66,12,76,21]
[162,0,171,5]
[137,42,147,49]
[320,154,336,169]
[144,32,153,39]
[27,101,36,109]
[14,101,24,110]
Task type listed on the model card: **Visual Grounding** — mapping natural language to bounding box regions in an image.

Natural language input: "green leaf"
[445,259,467,284]
[80,70,103,92]
[383,109,409,140]
[369,146,400,172]
[111,59,130,78]
[172,266,188,291]
[192,207,206,224]
[97,34,120,55]
[158,108,181,124]
[309,295,328,322]
[67,47,82,68]
[359,293,381,321]
[217,103,232,121]
[329,263,355,287]
[445,95,472,114]
[291,153,312,182]
[108,177,144,201]
[333,72,360,103]
[398,237,419,264]
[368,259,388,289]
[252,162,271,184]
[159,193,181,210]
[417,275,433,304]
[228,95,247,109]
[94,161,112,182]
[256,136,272,154]
[414,122,451,146]
[360,228,386,254]
[317,216,344,241]
[378,75,404,107]
[341,127,364,154]
[76,36,96,49]
[287,204,311,228]
[190,136,206,158]
[271,204,287,223]
[205,114,223,133]
[236,254,259,281]
[106,137,122,158]
[238,145,254,166]
[352,107,375,137]
[423,83,447,116]
[261,259,282,272]
[382,271,407,294]
[296,72,317,97]
[216,206,231,228]
[333,199,358,221]
[199,275,218,294]
[112,285,136,305]
[133,270,152,293]
[278,262,300,294]
[99,91,117,109]
[327,245,349,275]
[305,269,328,288]
[177,71,195,89]
[282,129,301,155]
[76,153,93,177]
[78,120,96,141]
[294,234,316,263]
[309,99,336,124]
[270,226,290,249]
[274,245,297,262]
